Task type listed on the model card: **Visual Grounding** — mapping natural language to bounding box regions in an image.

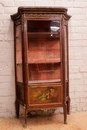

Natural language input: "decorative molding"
[25,13,61,19]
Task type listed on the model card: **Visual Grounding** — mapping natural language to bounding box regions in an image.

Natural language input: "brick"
[70,60,84,66]
[0,54,14,62]
[69,92,75,99]
[0,68,14,76]
[82,34,87,39]
[70,20,83,27]
[0,14,10,20]
[83,60,87,66]
[3,20,10,27]
[80,98,86,103]
[14,0,35,6]
[0,7,4,14]
[4,34,14,40]
[69,33,83,40]
[0,1,14,6]
[84,85,87,91]
[0,34,4,41]
[83,73,87,78]
[82,47,87,52]
[0,27,11,34]
[73,2,86,7]
[0,41,13,49]
[70,52,83,60]
[0,62,8,68]
[69,46,82,53]
[68,8,82,15]
[54,1,73,7]
[75,99,80,103]
[0,48,14,56]
[69,26,76,33]
[70,107,77,112]
[75,27,87,33]
[70,79,84,86]
[0,20,3,26]
[83,21,87,26]
[74,85,83,92]
[35,0,54,6]
[69,73,83,80]
[76,107,83,111]
[69,40,83,47]
[79,103,87,109]
[75,92,84,98]
[83,79,87,85]
[0,83,14,89]
[83,106,87,111]
[79,66,87,73]
[69,66,79,73]
[0,76,14,83]
[0,88,15,96]
[4,7,17,14]
[0,96,15,104]
[82,8,87,14]
[72,14,86,20]
[69,86,75,92]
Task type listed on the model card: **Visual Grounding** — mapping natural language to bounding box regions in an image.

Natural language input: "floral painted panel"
[29,85,61,105]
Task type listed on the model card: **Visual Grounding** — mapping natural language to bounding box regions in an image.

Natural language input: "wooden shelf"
[28,60,60,64]
[16,60,60,65]
[28,79,61,84]
[17,63,22,65]
[27,32,59,38]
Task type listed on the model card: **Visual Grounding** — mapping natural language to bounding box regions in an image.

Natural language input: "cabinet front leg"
[15,100,20,118]
[23,105,27,128]
[67,97,70,115]
[63,103,67,124]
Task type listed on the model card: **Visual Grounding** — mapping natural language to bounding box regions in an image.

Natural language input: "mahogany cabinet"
[11,7,71,124]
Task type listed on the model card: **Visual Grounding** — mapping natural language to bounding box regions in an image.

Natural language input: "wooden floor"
[0,111,87,130]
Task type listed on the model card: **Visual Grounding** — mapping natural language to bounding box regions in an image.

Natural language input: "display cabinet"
[11,7,71,125]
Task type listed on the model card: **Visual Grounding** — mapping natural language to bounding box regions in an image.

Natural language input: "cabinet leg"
[23,105,27,128]
[63,103,67,124]
[67,97,70,115]
[15,100,20,118]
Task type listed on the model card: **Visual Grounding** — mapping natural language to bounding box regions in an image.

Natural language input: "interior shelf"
[27,32,59,38]
[28,59,60,64]
[16,60,61,65]
[28,79,61,84]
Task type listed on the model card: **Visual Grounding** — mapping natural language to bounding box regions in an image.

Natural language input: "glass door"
[27,20,61,84]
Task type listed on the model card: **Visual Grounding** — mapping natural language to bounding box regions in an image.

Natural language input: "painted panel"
[28,85,62,105]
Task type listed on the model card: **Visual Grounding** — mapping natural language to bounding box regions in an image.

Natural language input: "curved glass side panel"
[15,25,23,82]
[64,25,68,81]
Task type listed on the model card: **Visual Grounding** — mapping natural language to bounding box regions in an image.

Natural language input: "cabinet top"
[11,6,71,21]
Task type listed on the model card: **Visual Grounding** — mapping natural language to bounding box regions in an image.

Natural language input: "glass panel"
[64,25,68,80]
[27,20,60,33]
[28,38,60,63]
[27,20,61,83]
[29,63,60,83]
[15,25,23,82]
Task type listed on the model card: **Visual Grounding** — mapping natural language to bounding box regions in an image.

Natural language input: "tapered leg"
[67,97,70,115]
[63,103,67,124]
[15,100,20,118]
[23,105,27,128]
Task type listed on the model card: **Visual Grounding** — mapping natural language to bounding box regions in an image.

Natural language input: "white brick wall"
[0,0,87,117]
